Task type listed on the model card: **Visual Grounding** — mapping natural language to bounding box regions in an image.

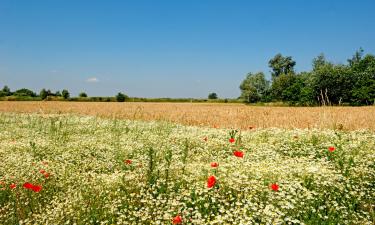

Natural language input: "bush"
[116,92,128,102]
[79,92,88,98]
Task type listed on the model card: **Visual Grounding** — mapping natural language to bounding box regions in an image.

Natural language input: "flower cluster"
[0,113,373,224]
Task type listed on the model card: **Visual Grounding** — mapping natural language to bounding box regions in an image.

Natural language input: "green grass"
[0,113,374,224]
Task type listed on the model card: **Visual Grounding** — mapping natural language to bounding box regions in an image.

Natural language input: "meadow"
[0,107,374,224]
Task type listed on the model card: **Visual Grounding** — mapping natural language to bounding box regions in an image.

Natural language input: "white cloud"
[86,77,99,83]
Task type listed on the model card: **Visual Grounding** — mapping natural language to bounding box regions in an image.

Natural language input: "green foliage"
[40,89,48,100]
[311,63,354,104]
[240,49,375,106]
[14,88,36,97]
[240,72,269,103]
[79,92,88,98]
[268,54,296,77]
[208,92,218,99]
[1,86,11,96]
[115,92,128,102]
[350,54,375,105]
[61,89,70,99]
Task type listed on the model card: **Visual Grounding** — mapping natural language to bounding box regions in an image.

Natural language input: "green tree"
[270,73,297,101]
[79,92,88,98]
[240,72,269,103]
[208,92,218,99]
[310,63,353,104]
[2,85,11,96]
[268,54,296,78]
[14,88,36,97]
[116,92,128,102]
[55,91,61,97]
[62,89,70,99]
[312,54,328,71]
[348,47,364,66]
[349,53,375,105]
[40,89,48,100]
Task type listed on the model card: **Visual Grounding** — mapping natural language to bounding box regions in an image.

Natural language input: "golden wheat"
[1,101,374,130]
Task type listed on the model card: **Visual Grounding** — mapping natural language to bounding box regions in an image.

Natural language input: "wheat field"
[1,101,374,130]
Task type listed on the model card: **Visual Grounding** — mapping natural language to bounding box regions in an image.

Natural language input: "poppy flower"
[270,183,279,191]
[229,138,235,143]
[23,182,33,189]
[124,159,132,165]
[31,185,42,193]
[44,173,50,178]
[172,215,182,224]
[210,162,219,168]
[207,175,216,188]
[328,146,335,152]
[10,183,16,189]
[233,151,244,158]
[40,169,46,174]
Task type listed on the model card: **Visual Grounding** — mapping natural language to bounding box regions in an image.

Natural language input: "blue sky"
[1,0,375,98]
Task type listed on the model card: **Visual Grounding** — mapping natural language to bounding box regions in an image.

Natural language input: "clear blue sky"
[1,0,375,98]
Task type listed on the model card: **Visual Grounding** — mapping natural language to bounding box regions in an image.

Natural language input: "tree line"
[239,48,375,106]
[0,86,129,102]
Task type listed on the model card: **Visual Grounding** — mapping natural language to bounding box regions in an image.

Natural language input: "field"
[1,101,375,130]
[0,103,374,224]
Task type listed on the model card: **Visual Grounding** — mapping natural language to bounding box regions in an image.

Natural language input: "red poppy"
[44,173,50,178]
[172,215,182,224]
[23,182,33,189]
[10,183,16,189]
[328,146,335,152]
[40,169,46,174]
[31,185,42,193]
[207,175,216,188]
[124,159,132,165]
[229,138,235,143]
[203,137,208,142]
[210,162,219,168]
[270,183,279,191]
[233,151,244,158]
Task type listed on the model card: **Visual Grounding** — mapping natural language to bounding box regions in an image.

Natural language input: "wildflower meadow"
[0,113,374,224]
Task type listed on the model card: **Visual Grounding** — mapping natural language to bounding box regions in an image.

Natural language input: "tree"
[208,93,218,99]
[62,89,70,99]
[268,54,296,78]
[40,89,48,100]
[79,92,88,98]
[310,64,353,104]
[116,92,128,102]
[239,72,269,103]
[349,53,375,105]
[14,88,36,97]
[55,91,61,97]
[348,47,364,66]
[2,85,11,96]
[312,54,328,71]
